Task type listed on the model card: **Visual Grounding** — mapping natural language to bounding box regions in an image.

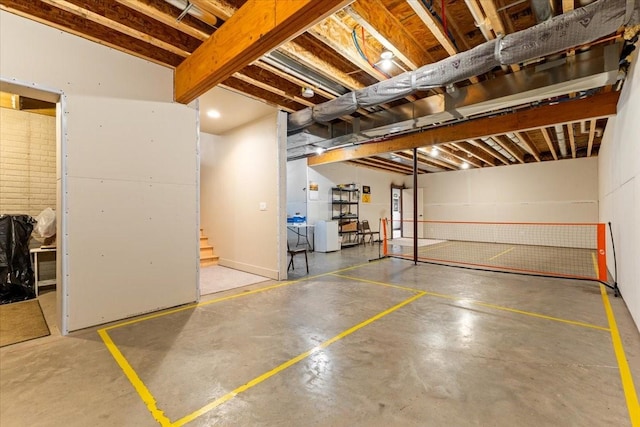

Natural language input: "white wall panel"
[1,11,198,332]
[200,113,281,279]
[599,49,640,331]
[411,157,599,223]
[66,178,197,330]
[65,97,197,184]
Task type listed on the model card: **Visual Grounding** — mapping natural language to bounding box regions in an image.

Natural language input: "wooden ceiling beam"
[189,0,235,21]
[42,0,197,57]
[231,72,315,108]
[308,91,619,166]
[308,16,386,81]
[365,156,424,173]
[175,0,352,104]
[492,135,525,164]
[347,0,433,70]
[469,139,511,165]
[396,151,454,171]
[567,123,577,158]
[277,41,366,91]
[406,1,479,84]
[448,142,497,166]
[587,119,597,156]
[349,159,414,175]
[221,76,307,113]
[1,0,184,66]
[513,131,541,162]
[115,0,214,41]
[438,145,484,169]
[540,128,559,160]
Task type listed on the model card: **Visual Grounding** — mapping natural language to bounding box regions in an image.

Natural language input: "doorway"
[390,185,403,239]
[0,78,65,336]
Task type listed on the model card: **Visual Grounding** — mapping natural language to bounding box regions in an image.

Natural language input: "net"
[383,220,608,283]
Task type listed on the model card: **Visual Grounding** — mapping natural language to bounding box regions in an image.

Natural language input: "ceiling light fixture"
[301,87,315,98]
[430,146,439,157]
[380,50,394,71]
[315,147,325,155]
[207,109,221,119]
[461,162,470,169]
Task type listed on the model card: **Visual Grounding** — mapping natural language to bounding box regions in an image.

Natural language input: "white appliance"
[314,220,340,252]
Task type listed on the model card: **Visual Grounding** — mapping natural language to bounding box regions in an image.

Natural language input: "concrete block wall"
[0,107,56,217]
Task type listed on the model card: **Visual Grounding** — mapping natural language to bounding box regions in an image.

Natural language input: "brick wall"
[0,107,56,217]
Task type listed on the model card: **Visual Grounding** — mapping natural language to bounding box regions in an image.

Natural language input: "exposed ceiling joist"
[346,0,433,70]
[567,123,577,158]
[175,0,352,103]
[308,91,619,166]
[493,135,525,164]
[514,131,541,162]
[540,128,559,161]
[469,139,511,165]
[449,141,498,166]
[587,118,597,156]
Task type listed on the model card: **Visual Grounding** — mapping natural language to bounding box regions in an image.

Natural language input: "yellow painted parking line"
[488,247,515,261]
[600,285,640,426]
[102,261,377,332]
[98,329,171,427]
[171,291,427,427]
[337,275,609,331]
[591,252,600,278]
[332,273,423,294]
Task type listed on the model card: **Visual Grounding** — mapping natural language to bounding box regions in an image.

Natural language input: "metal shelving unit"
[331,187,359,248]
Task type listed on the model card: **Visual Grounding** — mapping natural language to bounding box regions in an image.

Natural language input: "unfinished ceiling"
[2,0,638,175]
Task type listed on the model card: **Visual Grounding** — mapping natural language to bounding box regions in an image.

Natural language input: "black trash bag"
[0,214,37,304]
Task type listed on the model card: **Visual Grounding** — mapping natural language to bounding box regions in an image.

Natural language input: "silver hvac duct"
[531,0,555,22]
[554,125,568,157]
[288,0,639,131]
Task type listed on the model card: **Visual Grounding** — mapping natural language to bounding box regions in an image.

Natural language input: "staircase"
[200,228,218,267]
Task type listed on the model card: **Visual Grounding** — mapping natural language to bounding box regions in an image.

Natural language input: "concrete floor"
[1,243,639,426]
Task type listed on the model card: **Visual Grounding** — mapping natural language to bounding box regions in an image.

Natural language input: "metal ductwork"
[288,0,639,132]
[531,0,555,22]
[554,125,568,157]
[287,42,620,160]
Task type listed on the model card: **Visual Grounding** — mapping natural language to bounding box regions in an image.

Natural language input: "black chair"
[359,220,380,245]
[287,242,308,273]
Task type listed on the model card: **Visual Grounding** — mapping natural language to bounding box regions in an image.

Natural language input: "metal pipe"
[531,0,555,22]
[554,124,568,157]
[464,0,494,41]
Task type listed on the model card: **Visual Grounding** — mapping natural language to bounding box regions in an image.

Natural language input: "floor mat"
[0,299,50,347]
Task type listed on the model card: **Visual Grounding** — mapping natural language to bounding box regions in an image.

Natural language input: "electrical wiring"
[421,0,459,51]
[351,28,393,79]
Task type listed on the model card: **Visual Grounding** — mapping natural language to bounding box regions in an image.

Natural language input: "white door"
[402,188,424,238]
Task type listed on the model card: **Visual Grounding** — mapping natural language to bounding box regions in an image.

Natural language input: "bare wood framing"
[492,135,525,164]
[395,151,455,171]
[114,0,211,41]
[587,118,597,156]
[308,92,619,165]
[469,139,511,165]
[438,145,484,168]
[567,123,577,158]
[448,142,497,166]
[478,0,520,71]
[540,128,559,161]
[189,0,235,21]
[347,0,434,70]
[175,0,352,103]
[41,0,191,57]
[513,131,541,162]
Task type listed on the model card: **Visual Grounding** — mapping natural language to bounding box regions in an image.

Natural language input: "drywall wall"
[200,111,284,279]
[0,11,199,331]
[307,162,405,233]
[0,108,56,216]
[599,49,640,331]
[409,157,599,222]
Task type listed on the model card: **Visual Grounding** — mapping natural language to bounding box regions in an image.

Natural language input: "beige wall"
[200,111,284,279]
[306,162,405,231]
[0,108,56,216]
[599,49,640,331]
[1,11,199,332]
[408,157,599,222]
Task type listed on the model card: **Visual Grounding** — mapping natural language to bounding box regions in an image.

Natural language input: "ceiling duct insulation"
[287,43,619,160]
[288,0,639,131]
